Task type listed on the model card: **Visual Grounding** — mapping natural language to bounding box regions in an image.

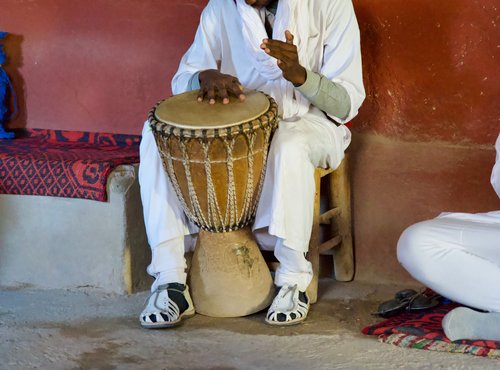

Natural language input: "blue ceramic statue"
[0,31,16,139]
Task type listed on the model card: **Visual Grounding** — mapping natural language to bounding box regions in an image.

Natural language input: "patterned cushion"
[0,129,140,201]
[363,302,500,358]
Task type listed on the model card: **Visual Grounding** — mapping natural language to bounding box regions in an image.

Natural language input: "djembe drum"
[149,90,278,317]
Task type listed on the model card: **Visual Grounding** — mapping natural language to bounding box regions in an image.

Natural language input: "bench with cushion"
[0,129,151,293]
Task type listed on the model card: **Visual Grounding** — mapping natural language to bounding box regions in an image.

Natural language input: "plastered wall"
[2,0,499,284]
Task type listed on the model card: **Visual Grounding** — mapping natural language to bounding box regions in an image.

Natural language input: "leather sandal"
[373,289,441,318]
[139,283,195,329]
[265,284,310,326]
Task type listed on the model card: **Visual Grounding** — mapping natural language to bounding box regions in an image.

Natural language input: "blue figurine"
[0,31,16,139]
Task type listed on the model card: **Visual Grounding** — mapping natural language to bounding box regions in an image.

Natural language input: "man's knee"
[269,128,311,164]
[397,220,437,268]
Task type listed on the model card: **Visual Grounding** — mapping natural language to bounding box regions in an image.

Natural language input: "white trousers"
[397,212,500,312]
[139,115,344,292]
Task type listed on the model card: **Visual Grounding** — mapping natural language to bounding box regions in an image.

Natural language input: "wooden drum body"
[149,90,278,317]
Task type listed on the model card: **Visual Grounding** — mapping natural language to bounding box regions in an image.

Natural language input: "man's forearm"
[295,69,351,121]
[188,69,351,121]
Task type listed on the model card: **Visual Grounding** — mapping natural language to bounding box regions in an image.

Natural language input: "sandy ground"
[1,280,498,370]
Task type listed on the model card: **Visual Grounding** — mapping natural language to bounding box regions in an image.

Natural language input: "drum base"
[189,227,275,318]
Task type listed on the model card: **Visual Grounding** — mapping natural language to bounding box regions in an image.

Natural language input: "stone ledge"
[0,164,151,294]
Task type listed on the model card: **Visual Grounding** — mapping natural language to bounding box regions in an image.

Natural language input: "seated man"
[138,0,365,327]
[397,134,500,341]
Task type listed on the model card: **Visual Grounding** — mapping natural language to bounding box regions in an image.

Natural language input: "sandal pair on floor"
[140,283,310,328]
[373,289,441,318]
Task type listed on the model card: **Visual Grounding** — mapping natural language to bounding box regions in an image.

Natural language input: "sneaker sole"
[140,309,195,329]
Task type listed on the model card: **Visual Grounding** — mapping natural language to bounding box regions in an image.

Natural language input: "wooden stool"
[306,154,354,304]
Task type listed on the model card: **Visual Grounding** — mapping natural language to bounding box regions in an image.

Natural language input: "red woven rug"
[0,129,140,201]
[362,303,500,358]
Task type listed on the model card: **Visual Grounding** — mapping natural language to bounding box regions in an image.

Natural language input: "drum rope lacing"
[179,138,211,228]
[223,136,238,227]
[241,130,256,226]
[158,138,199,225]
[201,140,224,228]
[155,125,274,232]
[164,151,265,164]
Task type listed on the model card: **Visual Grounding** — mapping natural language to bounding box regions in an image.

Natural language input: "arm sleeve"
[313,0,365,124]
[188,71,201,91]
[492,134,500,199]
[171,2,221,95]
[295,69,351,120]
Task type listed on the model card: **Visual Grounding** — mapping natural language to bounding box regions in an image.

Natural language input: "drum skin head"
[155,90,270,129]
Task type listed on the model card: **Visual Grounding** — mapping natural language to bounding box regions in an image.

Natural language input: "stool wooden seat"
[306,154,354,304]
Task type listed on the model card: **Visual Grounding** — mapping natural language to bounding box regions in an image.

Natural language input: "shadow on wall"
[352,0,496,145]
[3,33,26,130]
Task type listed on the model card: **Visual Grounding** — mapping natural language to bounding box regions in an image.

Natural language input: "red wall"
[3,0,208,134]
[2,0,499,284]
[354,0,499,146]
[350,0,499,283]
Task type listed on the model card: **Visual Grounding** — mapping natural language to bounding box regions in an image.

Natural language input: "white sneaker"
[265,283,310,326]
[139,283,195,329]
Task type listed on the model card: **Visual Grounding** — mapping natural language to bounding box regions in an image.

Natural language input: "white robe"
[397,134,500,312]
[173,0,365,124]
[139,0,365,287]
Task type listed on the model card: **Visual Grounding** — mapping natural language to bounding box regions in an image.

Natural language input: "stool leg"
[330,156,354,281]
[306,169,321,304]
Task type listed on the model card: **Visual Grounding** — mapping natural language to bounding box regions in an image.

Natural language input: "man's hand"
[260,31,306,86]
[198,69,246,105]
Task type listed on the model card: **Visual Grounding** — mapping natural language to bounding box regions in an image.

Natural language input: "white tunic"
[139,0,365,269]
[172,0,365,171]
[150,0,364,250]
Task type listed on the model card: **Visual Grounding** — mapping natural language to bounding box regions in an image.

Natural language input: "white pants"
[397,212,500,312]
[139,115,345,291]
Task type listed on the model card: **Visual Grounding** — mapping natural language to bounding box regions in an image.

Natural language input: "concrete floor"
[1,280,498,370]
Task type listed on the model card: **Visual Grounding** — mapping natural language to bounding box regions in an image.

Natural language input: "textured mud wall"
[351,0,499,283]
[353,0,498,145]
[2,0,207,133]
[2,0,499,284]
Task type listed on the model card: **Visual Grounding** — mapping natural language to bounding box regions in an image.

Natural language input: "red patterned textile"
[0,129,140,201]
[363,303,500,357]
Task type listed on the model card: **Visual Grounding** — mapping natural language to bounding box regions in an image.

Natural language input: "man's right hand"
[197,69,246,105]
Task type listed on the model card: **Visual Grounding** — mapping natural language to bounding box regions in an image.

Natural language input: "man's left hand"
[260,30,306,86]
